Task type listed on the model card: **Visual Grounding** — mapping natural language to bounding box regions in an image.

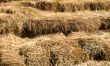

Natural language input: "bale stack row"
[21,18,101,38]
[0,32,110,66]
[21,1,110,12]
[0,34,90,66]
[0,13,110,38]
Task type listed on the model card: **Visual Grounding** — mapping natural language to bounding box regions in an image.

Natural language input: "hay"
[21,18,101,38]
[19,38,88,66]
[0,32,109,66]
[0,10,108,38]
[0,14,19,35]
[0,13,103,38]
[102,45,110,61]
[0,50,26,66]
[21,1,110,12]
[83,1,109,11]
[0,8,16,14]
[74,60,110,66]
[21,19,64,38]
[20,1,35,7]
[0,1,109,37]
[0,0,110,66]
[19,43,49,66]
[26,1,78,12]
[35,1,53,11]
[101,40,110,61]
[0,0,12,3]
[75,37,108,61]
